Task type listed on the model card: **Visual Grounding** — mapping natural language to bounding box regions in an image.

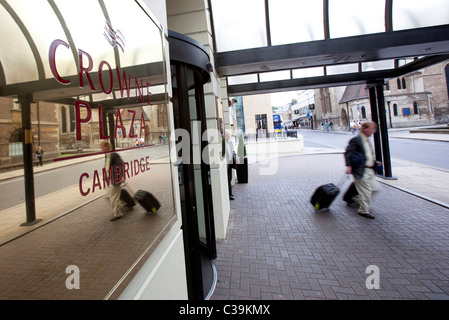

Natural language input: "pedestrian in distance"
[223,130,238,200]
[100,141,126,221]
[34,146,44,166]
[345,121,381,219]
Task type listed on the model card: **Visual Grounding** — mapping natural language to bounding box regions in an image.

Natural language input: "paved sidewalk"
[0,129,447,299]
[211,153,449,300]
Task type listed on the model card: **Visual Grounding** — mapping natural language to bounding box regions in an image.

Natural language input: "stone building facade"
[312,60,449,130]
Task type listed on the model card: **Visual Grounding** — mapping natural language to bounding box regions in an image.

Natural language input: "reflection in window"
[61,106,67,133]
[9,128,23,156]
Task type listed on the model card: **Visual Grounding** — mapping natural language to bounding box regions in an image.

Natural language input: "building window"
[445,64,449,99]
[361,106,366,119]
[393,104,398,116]
[61,106,67,133]
[385,81,390,91]
[402,77,407,89]
[69,106,75,132]
[9,142,23,156]
[9,128,23,156]
[397,78,402,90]
[413,102,419,115]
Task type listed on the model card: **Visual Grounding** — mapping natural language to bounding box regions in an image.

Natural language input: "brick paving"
[211,153,449,300]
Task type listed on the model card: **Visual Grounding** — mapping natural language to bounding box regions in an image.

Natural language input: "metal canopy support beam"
[19,94,41,226]
[216,25,449,77]
[368,86,383,163]
[367,82,395,180]
[226,54,449,97]
[375,84,394,179]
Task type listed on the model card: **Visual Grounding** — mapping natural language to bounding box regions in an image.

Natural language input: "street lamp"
[308,104,315,130]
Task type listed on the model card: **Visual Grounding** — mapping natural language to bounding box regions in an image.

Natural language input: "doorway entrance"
[169,31,217,300]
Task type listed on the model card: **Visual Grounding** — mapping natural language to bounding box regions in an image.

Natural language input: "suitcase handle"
[336,174,352,189]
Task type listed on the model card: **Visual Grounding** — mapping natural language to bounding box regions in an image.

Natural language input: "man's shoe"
[358,212,375,219]
[230,195,235,200]
[110,215,123,221]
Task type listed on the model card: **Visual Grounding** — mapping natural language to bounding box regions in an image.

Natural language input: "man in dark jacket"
[345,121,380,219]
[100,141,125,221]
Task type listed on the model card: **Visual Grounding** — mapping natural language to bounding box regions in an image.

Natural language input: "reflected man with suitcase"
[100,141,127,221]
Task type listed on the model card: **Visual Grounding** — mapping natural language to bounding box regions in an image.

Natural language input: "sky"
[270,91,302,107]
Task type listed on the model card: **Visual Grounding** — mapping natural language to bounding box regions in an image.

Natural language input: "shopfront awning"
[210,0,449,95]
[0,0,166,106]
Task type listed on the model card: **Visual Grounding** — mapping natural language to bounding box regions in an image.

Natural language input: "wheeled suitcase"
[310,183,340,210]
[343,182,358,205]
[135,190,161,213]
[120,188,136,208]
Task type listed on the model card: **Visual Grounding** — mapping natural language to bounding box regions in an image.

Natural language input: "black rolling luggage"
[135,190,161,213]
[310,183,340,211]
[120,188,136,208]
[343,182,358,205]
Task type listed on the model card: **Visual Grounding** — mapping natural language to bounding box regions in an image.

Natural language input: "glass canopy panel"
[397,58,416,67]
[0,2,40,84]
[259,70,291,82]
[211,0,267,52]
[326,63,358,76]
[328,0,385,38]
[269,0,324,45]
[104,0,164,68]
[54,0,116,75]
[393,0,449,31]
[292,67,324,78]
[362,60,395,72]
[4,0,74,83]
[228,74,258,85]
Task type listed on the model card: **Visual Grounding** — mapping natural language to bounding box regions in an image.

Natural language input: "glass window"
[445,65,449,99]
[326,63,358,76]
[0,1,172,300]
[9,142,23,156]
[328,0,385,38]
[259,70,291,82]
[393,0,449,31]
[228,74,259,85]
[292,67,324,78]
[61,106,67,133]
[269,0,324,45]
[413,102,419,115]
[211,0,267,52]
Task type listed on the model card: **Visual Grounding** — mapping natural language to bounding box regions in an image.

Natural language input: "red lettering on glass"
[99,61,113,94]
[98,104,110,140]
[140,112,147,137]
[79,172,90,196]
[78,49,95,90]
[75,100,92,141]
[115,109,125,138]
[128,110,137,138]
[135,77,144,102]
[116,67,131,99]
[49,39,71,85]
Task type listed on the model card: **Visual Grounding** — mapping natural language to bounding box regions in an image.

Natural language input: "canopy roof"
[0,0,166,106]
[210,0,449,95]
